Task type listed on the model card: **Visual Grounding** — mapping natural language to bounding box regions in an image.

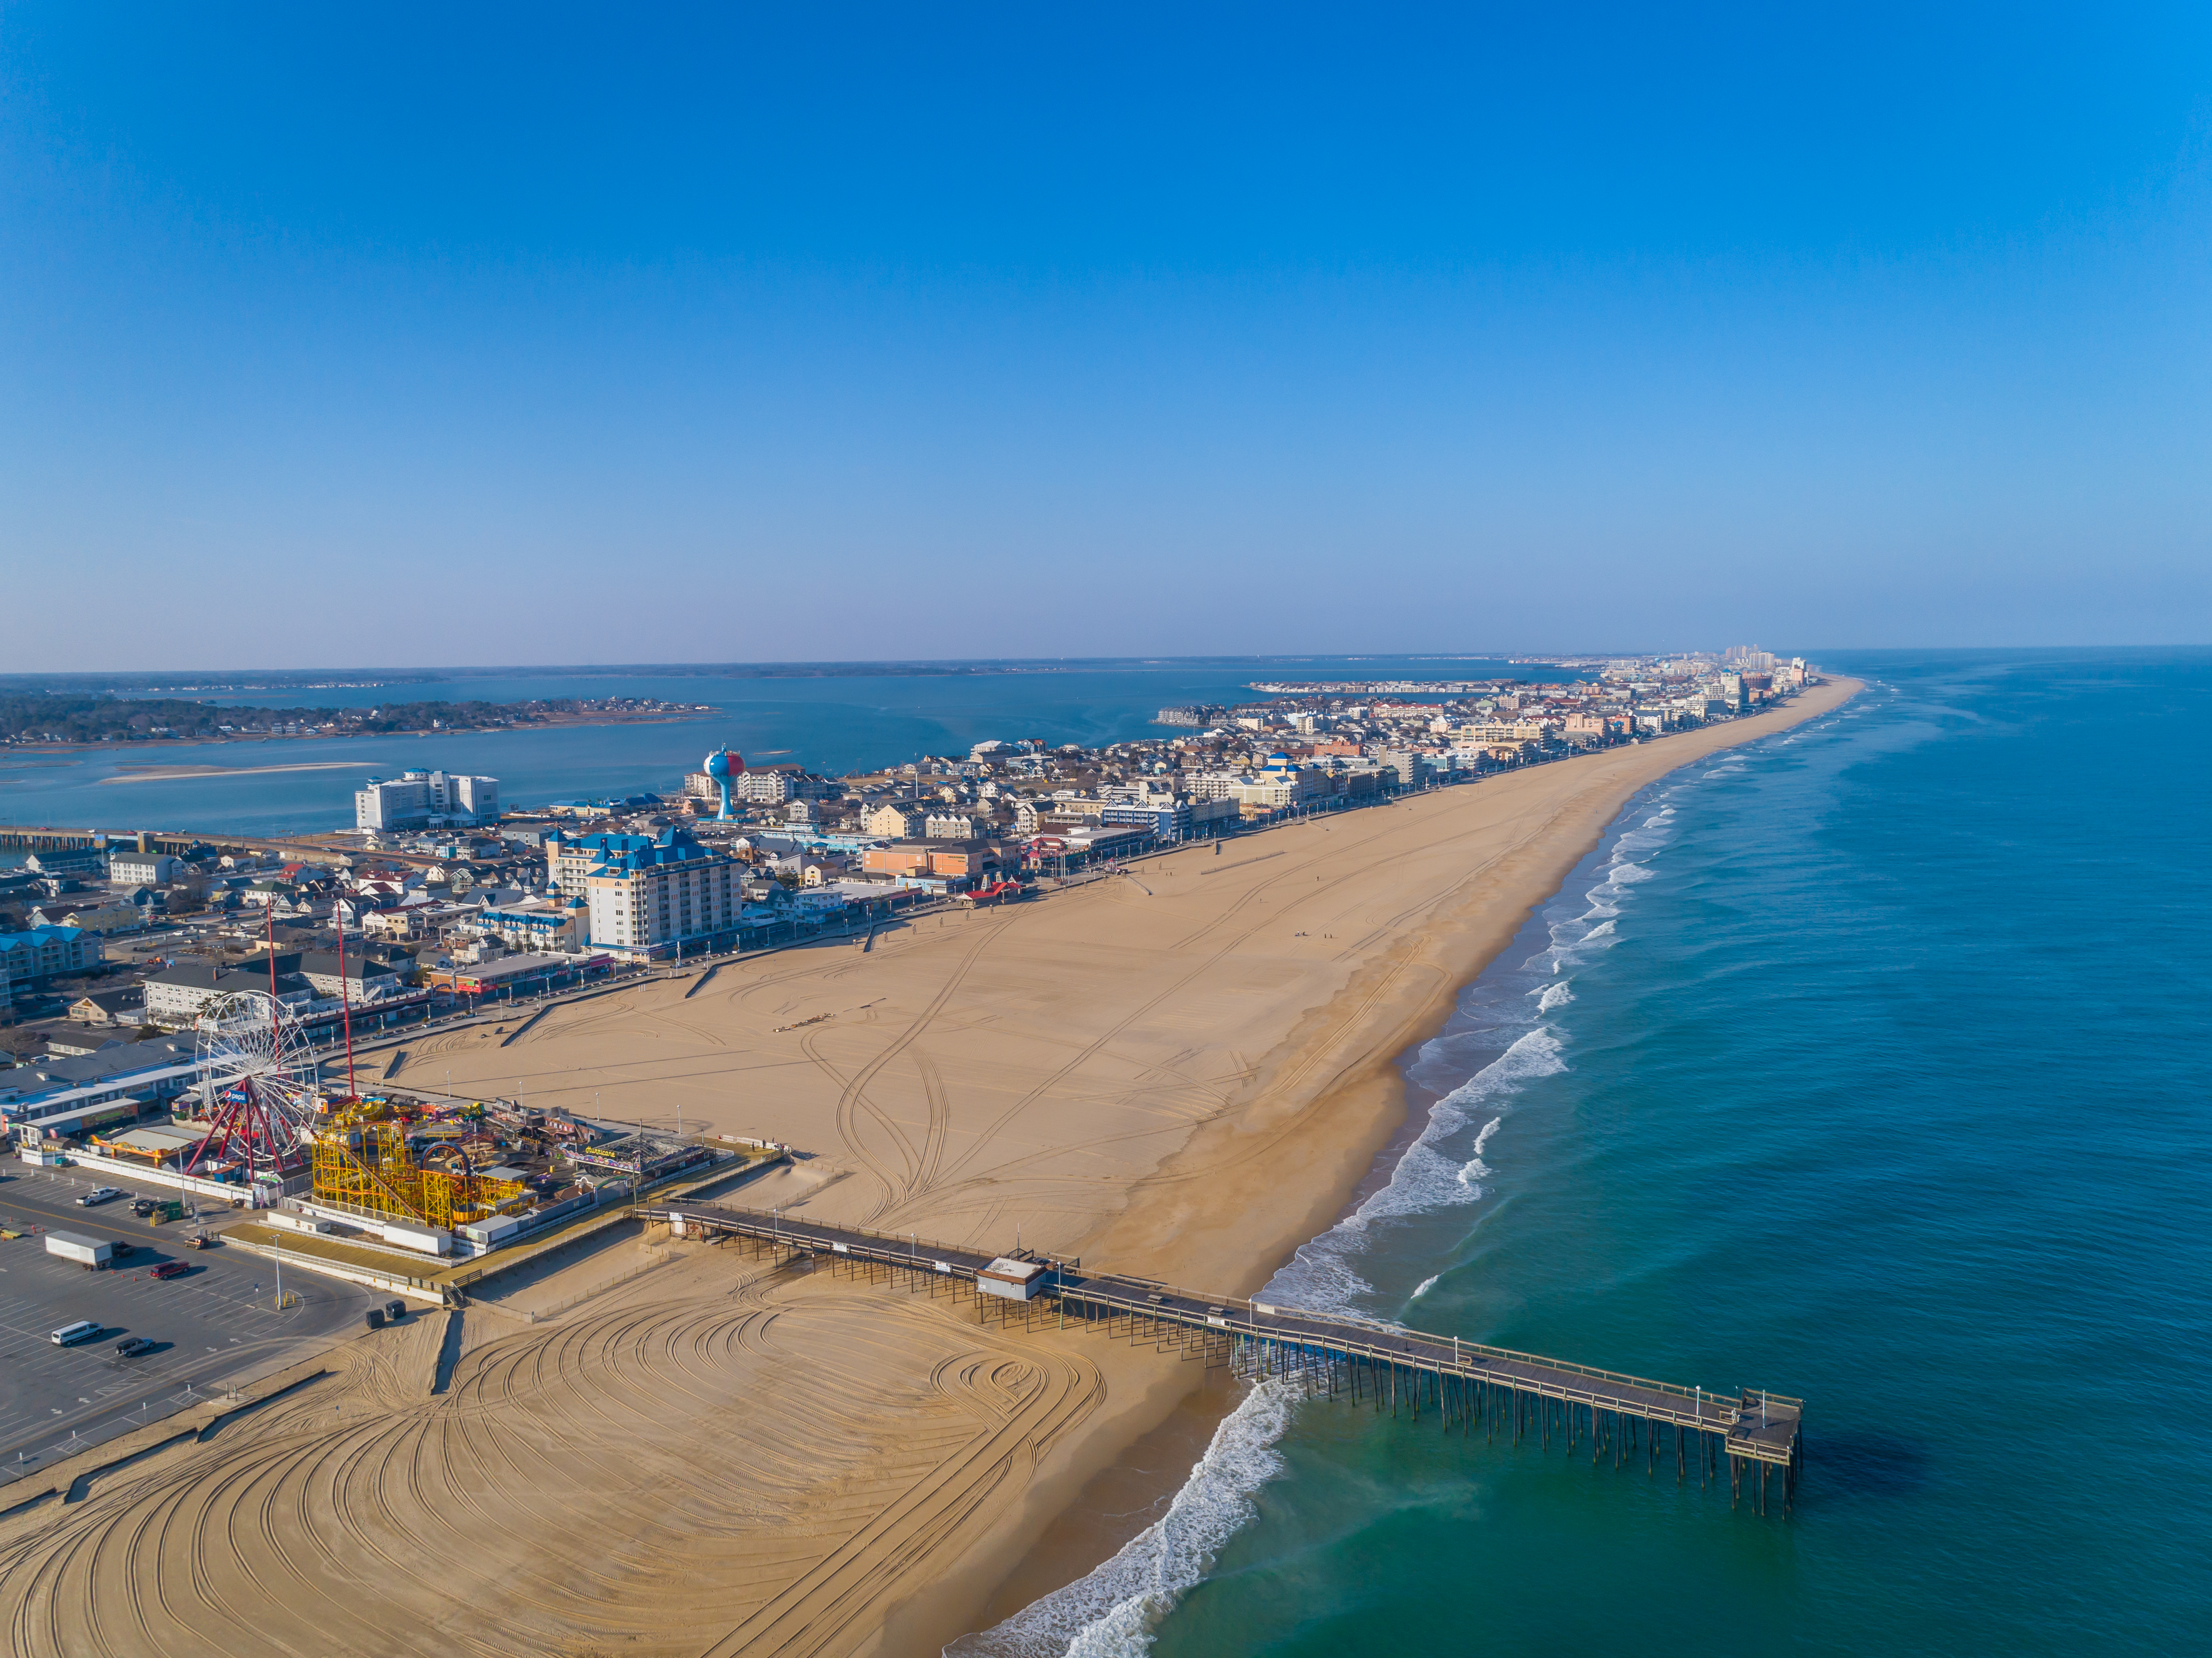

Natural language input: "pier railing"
[639,1198,1805,1514]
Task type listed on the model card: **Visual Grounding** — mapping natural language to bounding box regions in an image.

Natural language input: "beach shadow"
[1804,1429,1930,1497]
[430,1310,465,1395]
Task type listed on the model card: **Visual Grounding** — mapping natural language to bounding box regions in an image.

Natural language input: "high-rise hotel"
[544,825,741,957]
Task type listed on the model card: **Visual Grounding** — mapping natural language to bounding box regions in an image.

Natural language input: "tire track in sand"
[830,919,1012,1221]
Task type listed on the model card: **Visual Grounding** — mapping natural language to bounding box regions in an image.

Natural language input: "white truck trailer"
[46,1231,115,1269]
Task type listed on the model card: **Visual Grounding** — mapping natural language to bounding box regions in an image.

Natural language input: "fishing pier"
[639,1199,1805,1515]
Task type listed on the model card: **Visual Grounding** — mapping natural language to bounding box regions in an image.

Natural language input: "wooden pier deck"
[640,1199,1805,1514]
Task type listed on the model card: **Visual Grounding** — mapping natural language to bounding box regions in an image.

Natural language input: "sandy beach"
[0,680,1854,1657]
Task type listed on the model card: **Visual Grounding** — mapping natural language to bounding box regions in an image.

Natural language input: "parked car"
[76,1187,123,1207]
[131,1199,157,1218]
[49,1320,99,1346]
[149,1260,190,1280]
[110,1239,136,1257]
[113,1336,156,1358]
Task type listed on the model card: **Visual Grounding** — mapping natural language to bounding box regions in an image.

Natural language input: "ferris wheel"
[186,990,322,1178]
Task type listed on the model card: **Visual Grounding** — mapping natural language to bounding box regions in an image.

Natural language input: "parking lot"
[0,1164,379,1462]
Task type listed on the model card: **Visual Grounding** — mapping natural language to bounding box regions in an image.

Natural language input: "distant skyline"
[5,3,2209,670]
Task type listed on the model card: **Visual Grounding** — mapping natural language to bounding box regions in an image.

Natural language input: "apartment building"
[568,826,741,957]
[736,768,835,805]
[354,769,501,832]
[0,926,97,1008]
[864,801,929,839]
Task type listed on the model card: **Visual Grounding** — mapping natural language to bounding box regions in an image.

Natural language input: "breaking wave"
[1263,1029,1562,1313]
[947,1381,1297,1658]
[952,776,1721,1655]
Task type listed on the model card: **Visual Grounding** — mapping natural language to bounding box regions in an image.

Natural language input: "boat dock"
[639,1198,1805,1515]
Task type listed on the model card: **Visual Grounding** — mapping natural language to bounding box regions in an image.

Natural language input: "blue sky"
[3,2,2208,667]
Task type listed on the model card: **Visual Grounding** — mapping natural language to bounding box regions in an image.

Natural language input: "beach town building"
[559,825,741,957]
[43,899,138,936]
[67,986,146,1026]
[142,960,317,1025]
[1025,823,1155,870]
[422,950,610,1000]
[107,849,178,888]
[293,950,406,1005]
[475,895,589,952]
[0,925,96,1009]
[735,767,836,805]
[0,1034,202,1137]
[24,846,106,878]
[354,769,501,832]
[1099,799,1196,839]
[1179,771,1246,802]
[861,840,1000,885]
[864,801,929,839]
[1459,721,1549,746]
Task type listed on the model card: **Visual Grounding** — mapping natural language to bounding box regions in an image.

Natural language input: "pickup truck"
[76,1187,124,1208]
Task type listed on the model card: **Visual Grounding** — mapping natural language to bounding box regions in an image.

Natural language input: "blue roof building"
[0,925,97,1008]
[546,827,741,959]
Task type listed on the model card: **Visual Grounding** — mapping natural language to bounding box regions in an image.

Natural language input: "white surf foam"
[1523,807,1674,976]
[1264,1033,1560,1312]
[953,793,1696,1655]
[947,1379,1297,1658]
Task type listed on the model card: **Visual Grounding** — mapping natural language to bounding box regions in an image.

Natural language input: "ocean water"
[0,656,1577,838]
[966,649,2212,1656]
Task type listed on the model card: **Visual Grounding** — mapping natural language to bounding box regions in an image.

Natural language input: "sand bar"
[97,759,386,783]
[0,680,1855,1656]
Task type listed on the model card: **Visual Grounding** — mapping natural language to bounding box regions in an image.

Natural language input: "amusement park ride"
[178,912,529,1229]
[182,988,321,1181]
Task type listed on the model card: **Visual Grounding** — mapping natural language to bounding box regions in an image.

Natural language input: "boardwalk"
[638,1199,1805,1515]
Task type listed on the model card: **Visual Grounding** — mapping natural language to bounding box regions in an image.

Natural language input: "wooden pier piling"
[638,1198,1805,1517]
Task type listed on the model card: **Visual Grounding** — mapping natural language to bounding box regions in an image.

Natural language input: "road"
[0,1164,379,1463]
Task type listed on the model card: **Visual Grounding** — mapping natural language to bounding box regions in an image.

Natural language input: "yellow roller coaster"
[310,1114,529,1231]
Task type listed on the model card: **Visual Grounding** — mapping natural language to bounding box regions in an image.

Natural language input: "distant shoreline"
[3,710,700,757]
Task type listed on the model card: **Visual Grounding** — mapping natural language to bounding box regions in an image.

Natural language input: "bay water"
[967,648,2212,1656]
[0,655,1566,839]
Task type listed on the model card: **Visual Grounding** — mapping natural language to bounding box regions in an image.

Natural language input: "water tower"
[702,748,745,820]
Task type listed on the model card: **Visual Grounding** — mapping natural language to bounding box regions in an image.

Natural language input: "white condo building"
[354,770,501,832]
